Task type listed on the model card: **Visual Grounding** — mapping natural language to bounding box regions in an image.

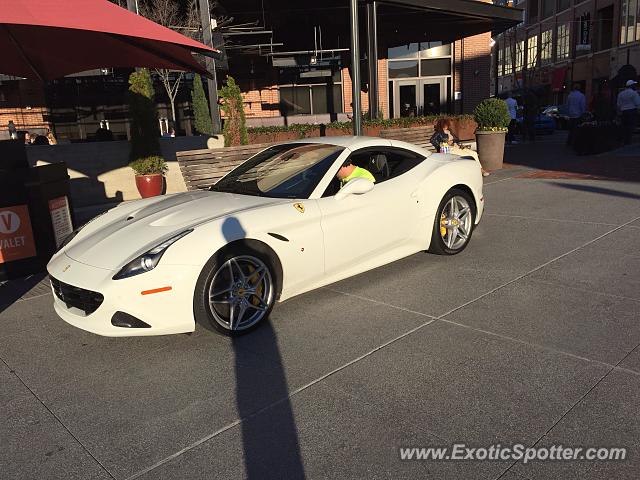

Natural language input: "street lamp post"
[198,0,222,134]
[349,0,362,136]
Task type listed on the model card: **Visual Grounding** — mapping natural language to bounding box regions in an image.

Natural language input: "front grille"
[50,276,104,315]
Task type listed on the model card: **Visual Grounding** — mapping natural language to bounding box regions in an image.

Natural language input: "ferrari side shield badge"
[293,203,305,214]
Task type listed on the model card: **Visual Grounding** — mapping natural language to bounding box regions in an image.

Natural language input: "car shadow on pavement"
[549,182,640,200]
[218,216,306,478]
[0,273,46,315]
[232,324,306,479]
[503,139,640,183]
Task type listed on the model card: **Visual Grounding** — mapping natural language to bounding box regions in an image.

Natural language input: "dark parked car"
[517,113,557,135]
[541,105,569,129]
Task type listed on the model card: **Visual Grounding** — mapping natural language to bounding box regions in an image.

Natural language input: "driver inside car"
[336,158,376,188]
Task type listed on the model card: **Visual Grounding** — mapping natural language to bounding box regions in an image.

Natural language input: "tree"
[128,69,160,161]
[219,76,248,147]
[138,0,201,125]
[191,74,213,135]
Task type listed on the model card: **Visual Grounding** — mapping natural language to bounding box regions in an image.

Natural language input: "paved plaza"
[2,134,640,479]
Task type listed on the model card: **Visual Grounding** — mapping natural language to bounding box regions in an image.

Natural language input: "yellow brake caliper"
[440,213,447,238]
[247,265,263,306]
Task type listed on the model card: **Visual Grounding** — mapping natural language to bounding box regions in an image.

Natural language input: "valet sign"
[0,205,37,264]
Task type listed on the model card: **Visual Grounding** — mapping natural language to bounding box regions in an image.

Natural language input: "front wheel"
[194,249,276,336]
[428,188,475,255]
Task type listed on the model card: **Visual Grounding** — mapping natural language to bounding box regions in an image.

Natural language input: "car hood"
[65,191,286,269]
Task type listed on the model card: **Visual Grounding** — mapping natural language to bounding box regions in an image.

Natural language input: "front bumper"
[47,253,201,337]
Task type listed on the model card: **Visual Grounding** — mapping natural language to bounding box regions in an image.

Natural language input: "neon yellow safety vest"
[340,166,376,187]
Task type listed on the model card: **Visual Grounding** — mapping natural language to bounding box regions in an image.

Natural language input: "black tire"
[428,188,476,255]
[193,243,279,336]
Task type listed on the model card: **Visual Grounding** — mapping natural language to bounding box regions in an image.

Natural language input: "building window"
[540,30,552,64]
[505,43,514,74]
[620,0,639,44]
[388,61,419,78]
[420,58,452,76]
[596,5,614,51]
[557,0,570,12]
[516,40,525,71]
[556,23,570,60]
[498,47,504,77]
[387,42,451,79]
[527,35,538,69]
[542,0,554,18]
[278,72,343,115]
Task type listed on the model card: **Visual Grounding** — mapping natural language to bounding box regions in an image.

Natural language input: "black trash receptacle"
[0,140,74,281]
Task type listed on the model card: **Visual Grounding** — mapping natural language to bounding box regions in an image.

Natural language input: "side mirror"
[335,177,374,200]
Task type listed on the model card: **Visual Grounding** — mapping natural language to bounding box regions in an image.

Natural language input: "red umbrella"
[0,0,219,81]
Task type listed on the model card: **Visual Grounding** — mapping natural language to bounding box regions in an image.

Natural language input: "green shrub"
[128,69,160,161]
[129,156,168,176]
[246,115,467,139]
[191,74,213,135]
[473,98,511,132]
[219,76,248,146]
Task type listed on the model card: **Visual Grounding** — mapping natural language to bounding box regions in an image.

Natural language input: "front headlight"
[112,229,193,280]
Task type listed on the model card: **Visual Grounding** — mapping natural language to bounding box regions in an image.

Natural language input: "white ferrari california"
[47,136,483,336]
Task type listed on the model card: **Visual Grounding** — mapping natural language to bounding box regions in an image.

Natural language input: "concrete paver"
[1,136,639,479]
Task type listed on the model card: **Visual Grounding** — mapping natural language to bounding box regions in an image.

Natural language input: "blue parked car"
[516,112,557,135]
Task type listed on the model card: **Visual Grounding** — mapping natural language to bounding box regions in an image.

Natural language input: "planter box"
[450,118,478,141]
[248,131,299,144]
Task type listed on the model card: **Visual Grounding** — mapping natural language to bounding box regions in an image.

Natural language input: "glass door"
[419,79,445,116]
[395,80,418,117]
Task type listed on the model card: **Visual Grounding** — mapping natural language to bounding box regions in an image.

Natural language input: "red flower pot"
[135,174,164,198]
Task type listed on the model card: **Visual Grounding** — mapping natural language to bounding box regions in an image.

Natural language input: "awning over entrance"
[219,0,522,53]
[0,0,219,81]
[218,0,522,134]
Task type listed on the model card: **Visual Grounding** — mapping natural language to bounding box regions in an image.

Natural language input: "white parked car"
[47,137,484,336]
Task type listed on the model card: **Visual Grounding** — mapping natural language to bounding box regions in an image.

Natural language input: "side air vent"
[267,232,289,242]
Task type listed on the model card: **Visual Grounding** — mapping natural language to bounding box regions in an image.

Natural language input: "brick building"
[0,0,513,140]
[236,33,492,127]
[493,0,640,107]
[0,76,51,138]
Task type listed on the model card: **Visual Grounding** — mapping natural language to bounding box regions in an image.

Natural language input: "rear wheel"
[428,188,475,255]
[194,247,276,335]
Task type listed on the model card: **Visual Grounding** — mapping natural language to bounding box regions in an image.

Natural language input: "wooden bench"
[380,125,476,152]
[380,125,436,151]
[176,142,274,191]
[177,127,478,191]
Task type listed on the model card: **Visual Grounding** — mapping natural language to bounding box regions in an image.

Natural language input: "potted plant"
[130,156,168,198]
[473,98,511,171]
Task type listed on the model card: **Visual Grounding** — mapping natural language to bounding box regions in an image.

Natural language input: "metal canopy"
[218,0,521,51]
[217,0,523,134]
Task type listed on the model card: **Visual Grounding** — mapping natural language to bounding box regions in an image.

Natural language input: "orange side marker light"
[141,286,172,295]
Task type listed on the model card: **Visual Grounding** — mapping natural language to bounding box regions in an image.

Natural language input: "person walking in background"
[8,120,17,139]
[566,84,586,146]
[617,79,640,145]
[504,92,518,144]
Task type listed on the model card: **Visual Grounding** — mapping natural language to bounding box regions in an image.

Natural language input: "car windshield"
[210,143,344,199]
